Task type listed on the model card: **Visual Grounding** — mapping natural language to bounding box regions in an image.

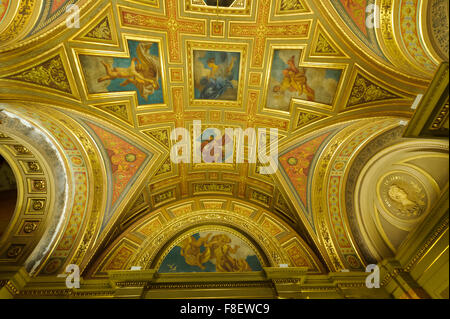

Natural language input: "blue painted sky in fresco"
[159,233,262,273]
[107,40,164,105]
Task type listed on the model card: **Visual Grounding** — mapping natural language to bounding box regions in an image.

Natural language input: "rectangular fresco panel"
[266,49,342,111]
[159,231,262,273]
[193,50,241,101]
[79,40,164,105]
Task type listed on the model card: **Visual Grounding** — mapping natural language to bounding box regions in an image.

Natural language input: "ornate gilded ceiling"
[0,0,448,288]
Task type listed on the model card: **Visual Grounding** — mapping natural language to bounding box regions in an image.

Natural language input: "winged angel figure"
[98,43,161,100]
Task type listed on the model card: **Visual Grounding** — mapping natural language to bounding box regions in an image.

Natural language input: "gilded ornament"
[431,102,449,130]
[6,245,22,258]
[399,0,437,72]
[145,129,170,148]
[153,189,175,205]
[32,179,46,191]
[85,17,112,40]
[23,221,38,234]
[280,0,305,11]
[297,112,322,127]
[155,157,172,176]
[13,145,31,154]
[251,190,270,206]
[314,33,337,54]
[194,183,233,194]
[104,105,128,121]
[27,161,40,172]
[347,74,399,107]
[0,0,35,43]
[429,0,449,59]
[30,199,44,211]
[6,55,71,94]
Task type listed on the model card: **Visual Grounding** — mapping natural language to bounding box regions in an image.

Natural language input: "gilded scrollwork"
[85,18,112,41]
[347,74,400,107]
[428,0,449,59]
[280,0,307,12]
[6,55,71,94]
[0,0,35,44]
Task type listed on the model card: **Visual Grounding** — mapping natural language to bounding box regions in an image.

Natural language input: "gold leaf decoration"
[297,111,325,128]
[274,194,296,220]
[276,194,290,212]
[280,0,306,11]
[144,128,170,149]
[231,0,246,8]
[5,55,71,93]
[315,33,337,54]
[430,0,449,59]
[130,193,146,210]
[193,183,233,194]
[155,157,172,176]
[310,25,346,57]
[103,105,129,121]
[153,189,175,205]
[430,102,449,130]
[94,104,133,126]
[347,74,401,107]
[251,189,271,206]
[84,17,112,40]
[0,0,35,43]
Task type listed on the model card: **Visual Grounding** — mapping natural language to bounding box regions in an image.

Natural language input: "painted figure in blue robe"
[199,74,233,99]
[194,52,240,101]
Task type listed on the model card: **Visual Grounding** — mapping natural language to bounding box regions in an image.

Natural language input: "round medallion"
[125,153,137,162]
[287,157,298,165]
[378,172,428,220]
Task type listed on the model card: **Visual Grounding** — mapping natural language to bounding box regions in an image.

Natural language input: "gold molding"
[403,62,449,138]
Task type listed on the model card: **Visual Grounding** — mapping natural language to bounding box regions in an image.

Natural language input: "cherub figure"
[179,234,212,269]
[273,55,315,101]
[205,234,251,272]
[97,43,161,101]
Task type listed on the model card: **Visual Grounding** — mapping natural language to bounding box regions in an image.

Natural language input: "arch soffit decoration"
[273,116,410,272]
[86,196,326,278]
[0,0,96,53]
[0,102,108,276]
[0,100,168,276]
[0,105,70,274]
[316,0,443,81]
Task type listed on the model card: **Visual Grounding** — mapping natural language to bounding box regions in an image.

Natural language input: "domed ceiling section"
[0,0,446,278]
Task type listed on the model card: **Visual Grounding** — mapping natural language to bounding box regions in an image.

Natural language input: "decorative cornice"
[146,281,274,290]
[403,62,449,138]
[404,217,449,272]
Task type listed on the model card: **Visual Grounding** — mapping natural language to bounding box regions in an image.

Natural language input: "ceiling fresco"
[0,0,448,299]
